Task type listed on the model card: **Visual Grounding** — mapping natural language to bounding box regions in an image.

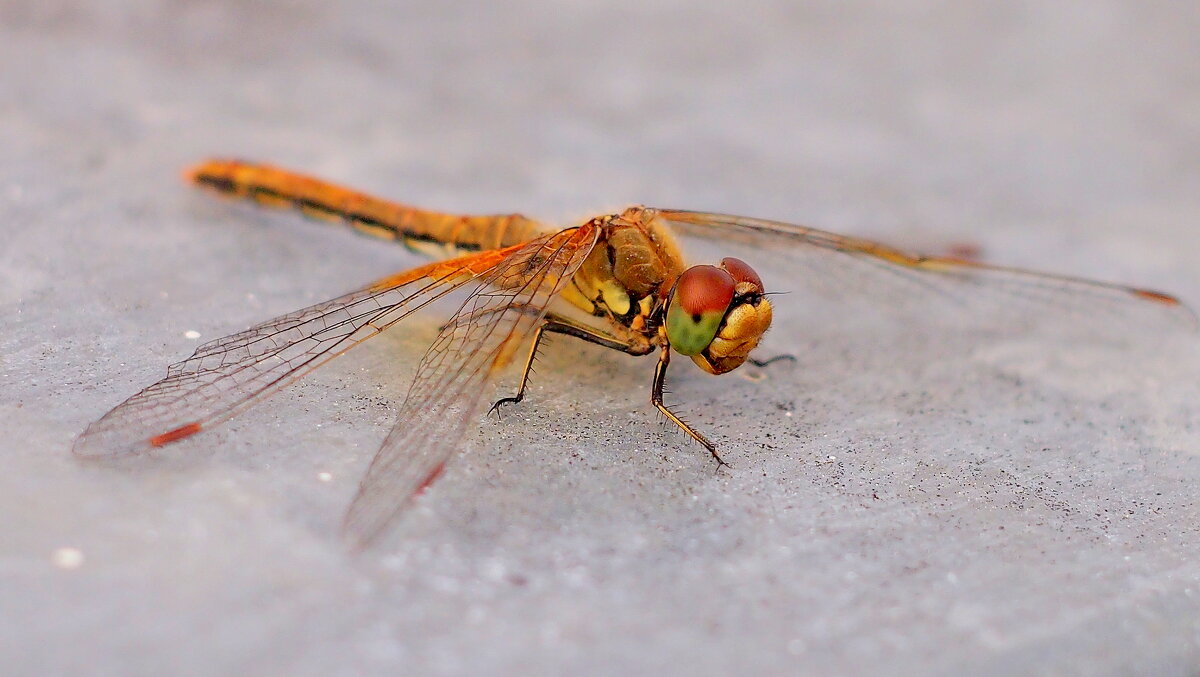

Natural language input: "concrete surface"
[3,1,1200,675]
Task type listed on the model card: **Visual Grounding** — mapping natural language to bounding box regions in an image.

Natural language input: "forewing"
[654,209,1194,332]
[73,248,536,458]
[342,224,600,548]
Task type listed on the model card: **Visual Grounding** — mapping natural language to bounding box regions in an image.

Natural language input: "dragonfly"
[73,159,1191,547]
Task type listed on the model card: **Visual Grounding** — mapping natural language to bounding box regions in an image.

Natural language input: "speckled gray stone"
[4,2,1200,676]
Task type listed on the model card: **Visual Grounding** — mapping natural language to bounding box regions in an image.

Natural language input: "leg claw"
[488,395,522,420]
[711,450,731,472]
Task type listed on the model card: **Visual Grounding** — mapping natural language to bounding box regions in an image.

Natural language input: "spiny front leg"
[650,346,728,468]
[487,322,548,419]
[489,316,654,418]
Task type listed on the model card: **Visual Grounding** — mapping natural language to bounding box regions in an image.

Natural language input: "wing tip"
[1131,288,1183,306]
[72,421,204,459]
[341,461,446,551]
[70,433,108,459]
[71,433,136,459]
[71,422,123,459]
[340,510,379,553]
[1129,288,1200,329]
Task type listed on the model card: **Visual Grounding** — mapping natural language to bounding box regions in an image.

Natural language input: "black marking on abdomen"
[193,173,237,193]
[199,178,482,252]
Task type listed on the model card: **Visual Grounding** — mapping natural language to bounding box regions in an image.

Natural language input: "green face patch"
[665,265,737,356]
[666,303,727,355]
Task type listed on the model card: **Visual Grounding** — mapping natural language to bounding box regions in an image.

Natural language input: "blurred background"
[3,2,1199,676]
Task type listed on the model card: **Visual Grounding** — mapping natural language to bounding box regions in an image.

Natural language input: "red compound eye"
[674,265,736,315]
[720,257,763,289]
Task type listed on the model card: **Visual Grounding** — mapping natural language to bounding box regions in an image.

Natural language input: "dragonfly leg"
[748,353,796,368]
[488,315,653,418]
[650,346,728,468]
[488,322,550,419]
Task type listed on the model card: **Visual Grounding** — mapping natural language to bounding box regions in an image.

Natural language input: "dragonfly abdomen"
[187,159,546,258]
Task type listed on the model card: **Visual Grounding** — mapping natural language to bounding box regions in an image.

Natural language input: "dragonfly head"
[665,257,773,375]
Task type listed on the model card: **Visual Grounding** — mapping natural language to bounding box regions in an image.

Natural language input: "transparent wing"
[341,224,600,548]
[654,208,1195,332]
[73,240,559,458]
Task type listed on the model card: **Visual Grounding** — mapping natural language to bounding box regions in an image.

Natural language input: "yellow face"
[692,293,773,374]
[665,257,774,375]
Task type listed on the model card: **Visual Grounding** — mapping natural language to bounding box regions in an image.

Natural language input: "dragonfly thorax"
[558,207,687,327]
[665,258,773,375]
